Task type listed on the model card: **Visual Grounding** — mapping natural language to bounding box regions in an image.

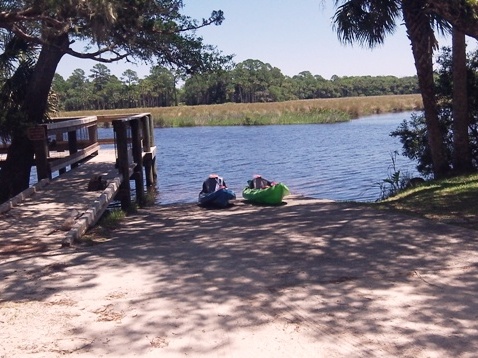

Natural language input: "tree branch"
[424,0,478,39]
[66,47,130,63]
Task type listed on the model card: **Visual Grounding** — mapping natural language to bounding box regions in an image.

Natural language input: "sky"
[55,0,459,81]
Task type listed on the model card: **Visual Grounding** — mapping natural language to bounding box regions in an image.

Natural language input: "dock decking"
[0,148,121,253]
[0,113,156,253]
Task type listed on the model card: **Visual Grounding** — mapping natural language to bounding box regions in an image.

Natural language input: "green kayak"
[242,183,290,205]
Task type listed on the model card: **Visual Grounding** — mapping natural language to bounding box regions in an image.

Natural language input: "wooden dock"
[0,148,120,251]
[0,113,156,252]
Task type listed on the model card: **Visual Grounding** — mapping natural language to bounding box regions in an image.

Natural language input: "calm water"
[153,111,418,205]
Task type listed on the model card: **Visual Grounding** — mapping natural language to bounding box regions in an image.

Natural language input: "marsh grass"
[58,94,422,127]
[375,173,478,230]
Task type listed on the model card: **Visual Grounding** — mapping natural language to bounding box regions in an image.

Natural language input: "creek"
[152,111,418,204]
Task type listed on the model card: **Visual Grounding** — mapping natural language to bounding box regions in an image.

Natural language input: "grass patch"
[80,209,126,244]
[57,94,422,127]
[99,209,126,228]
[374,173,478,230]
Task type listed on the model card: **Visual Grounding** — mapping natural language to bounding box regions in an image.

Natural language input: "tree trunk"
[451,27,473,174]
[402,0,450,179]
[0,33,68,203]
[0,134,34,203]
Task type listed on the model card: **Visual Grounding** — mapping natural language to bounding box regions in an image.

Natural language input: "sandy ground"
[1,196,478,357]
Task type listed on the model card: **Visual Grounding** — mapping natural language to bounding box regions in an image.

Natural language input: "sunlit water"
[152,111,419,204]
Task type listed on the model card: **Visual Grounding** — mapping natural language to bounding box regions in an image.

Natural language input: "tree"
[0,0,226,202]
[333,0,450,178]
[51,73,67,110]
[90,64,112,92]
[0,33,38,199]
[142,66,176,107]
[0,34,37,138]
[451,27,473,173]
[182,69,233,105]
[292,71,317,100]
[121,70,139,108]
[391,46,478,175]
[63,69,91,111]
[401,0,450,177]
[424,0,478,38]
[121,70,139,88]
[231,59,285,103]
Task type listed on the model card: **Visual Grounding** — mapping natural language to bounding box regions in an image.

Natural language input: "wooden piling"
[113,120,132,210]
[131,118,144,204]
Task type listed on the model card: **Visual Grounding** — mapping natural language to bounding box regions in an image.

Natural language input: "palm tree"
[0,34,38,201]
[333,0,450,178]
[401,0,450,177]
[451,27,473,173]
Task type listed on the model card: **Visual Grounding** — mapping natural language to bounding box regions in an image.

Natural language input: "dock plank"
[0,148,121,253]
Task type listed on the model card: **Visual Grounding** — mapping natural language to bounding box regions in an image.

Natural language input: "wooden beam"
[49,143,100,173]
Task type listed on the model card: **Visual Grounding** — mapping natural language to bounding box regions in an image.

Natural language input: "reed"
[58,94,423,127]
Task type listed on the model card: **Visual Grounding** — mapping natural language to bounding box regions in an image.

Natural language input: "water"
[154,111,418,205]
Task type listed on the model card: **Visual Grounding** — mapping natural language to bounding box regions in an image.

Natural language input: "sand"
[1,196,477,357]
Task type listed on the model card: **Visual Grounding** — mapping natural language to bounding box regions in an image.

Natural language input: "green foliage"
[98,209,126,229]
[53,59,420,111]
[391,46,478,176]
[391,113,436,176]
[0,34,37,140]
[333,0,401,48]
[2,1,229,111]
[377,151,414,200]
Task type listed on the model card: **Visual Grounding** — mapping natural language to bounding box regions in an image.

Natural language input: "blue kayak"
[198,188,236,208]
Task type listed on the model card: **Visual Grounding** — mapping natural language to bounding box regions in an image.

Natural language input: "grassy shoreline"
[373,173,478,231]
[58,94,423,127]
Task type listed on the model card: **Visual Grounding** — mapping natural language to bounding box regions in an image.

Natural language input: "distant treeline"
[52,59,419,111]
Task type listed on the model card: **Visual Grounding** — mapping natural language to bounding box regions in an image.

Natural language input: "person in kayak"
[201,173,227,194]
[248,174,275,189]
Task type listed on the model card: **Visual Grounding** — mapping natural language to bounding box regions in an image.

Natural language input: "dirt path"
[1,196,477,357]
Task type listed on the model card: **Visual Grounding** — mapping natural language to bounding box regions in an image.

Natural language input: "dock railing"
[29,116,99,180]
[27,112,156,210]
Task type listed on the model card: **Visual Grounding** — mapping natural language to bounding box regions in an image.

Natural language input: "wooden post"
[150,115,157,181]
[143,153,153,187]
[147,115,157,182]
[131,118,144,204]
[148,115,155,146]
[113,120,132,210]
[68,130,78,168]
[58,131,66,174]
[141,115,156,187]
[88,124,98,155]
[152,154,157,182]
[141,115,151,151]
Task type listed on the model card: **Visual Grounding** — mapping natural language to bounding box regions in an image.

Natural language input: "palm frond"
[333,0,401,48]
